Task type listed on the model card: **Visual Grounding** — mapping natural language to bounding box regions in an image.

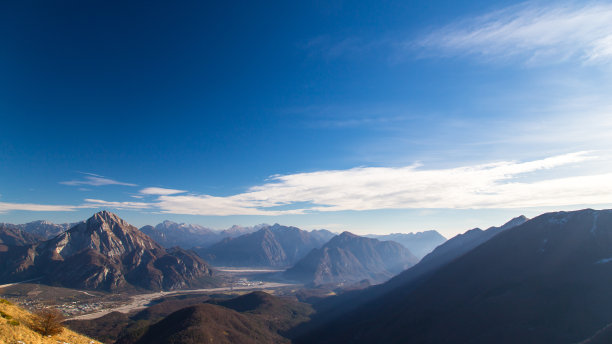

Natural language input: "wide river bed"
[67,282,295,321]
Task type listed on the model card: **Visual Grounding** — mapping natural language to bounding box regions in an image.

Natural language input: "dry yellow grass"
[0,299,101,344]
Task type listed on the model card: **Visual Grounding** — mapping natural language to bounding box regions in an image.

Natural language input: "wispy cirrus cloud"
[0,199,150,213]
[306,2,612,66]
[95,151,608,216]
[82,199,152,210]
[140,187,187,195]
[416,2,612,65]
[60,173,136,187]
[0,202,82,212]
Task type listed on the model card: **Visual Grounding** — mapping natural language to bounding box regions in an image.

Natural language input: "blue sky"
[2,0,612,237]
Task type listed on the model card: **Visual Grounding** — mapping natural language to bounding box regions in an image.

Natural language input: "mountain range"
[365,230,446,259]
[284,231,419,285]
[0,220,77,240]
[297,209,612,343]
[140,221,266,249]
[10,208,610,344]
[0,224,42,246]
[196,224,335,267]
[288,214,529,340]
[381,215,529,292]
[0,211,215,291]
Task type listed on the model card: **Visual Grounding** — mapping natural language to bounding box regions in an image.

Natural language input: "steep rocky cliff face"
[0,211,214,291]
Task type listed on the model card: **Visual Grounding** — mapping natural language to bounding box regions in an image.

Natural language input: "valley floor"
[68,281,296,320]
[0,269,300,322]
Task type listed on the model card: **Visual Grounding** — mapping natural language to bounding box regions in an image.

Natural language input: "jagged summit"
[88,210,129,227]
[51,210,158,259]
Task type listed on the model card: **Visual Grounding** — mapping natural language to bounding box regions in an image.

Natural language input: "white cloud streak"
[61,175,136,187]
[417,2,612,64]
[140,187,187,195]
[140,151,610,216]
[0,202,82,212]
[0,198,150,213]
[82,199,152,210]
[10,152,609,215]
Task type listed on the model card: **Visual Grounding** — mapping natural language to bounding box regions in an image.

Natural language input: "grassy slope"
[0,299,100,344]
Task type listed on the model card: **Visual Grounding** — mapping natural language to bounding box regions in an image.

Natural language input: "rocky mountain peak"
[50,211,159,260]
[329,231,359,243]
[0,211,214,291]
[284,231,418,285]
[321,231,361,249]
[28,220,53,225]
[500,214,529,230]
[88,210,128,228]
[198,224,331,267]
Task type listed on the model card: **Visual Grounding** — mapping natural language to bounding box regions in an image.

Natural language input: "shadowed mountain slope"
[68,292,313,344]
[128,304,287,344]
[214,291,314,332]
[381,215,528,292]
[298,209,612,344]
[580,322,612,344]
